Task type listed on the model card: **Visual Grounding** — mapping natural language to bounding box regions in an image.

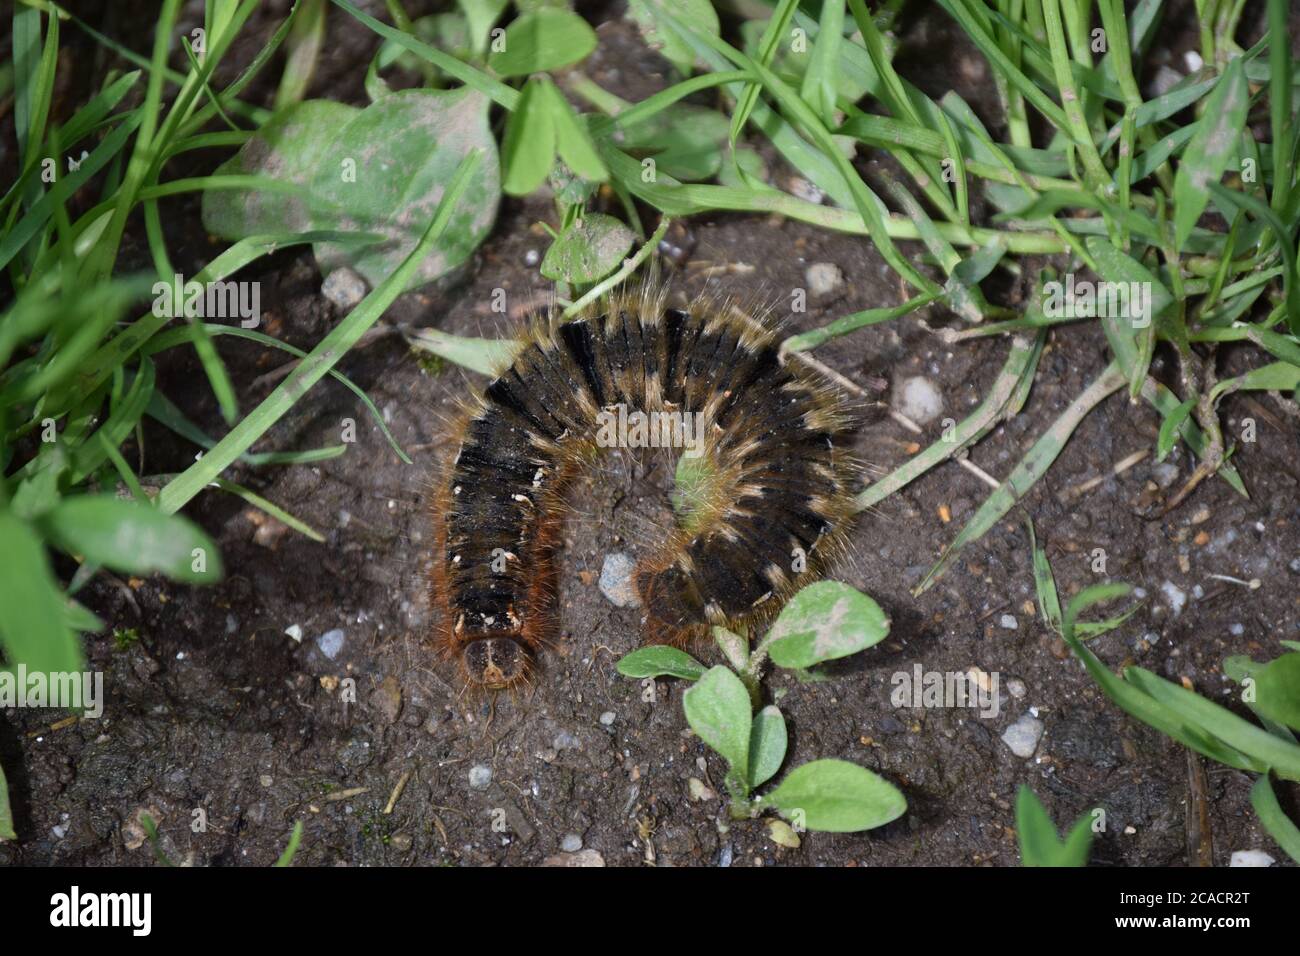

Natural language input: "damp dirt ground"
[2,0,1298,867]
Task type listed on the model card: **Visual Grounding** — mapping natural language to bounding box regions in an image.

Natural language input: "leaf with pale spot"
[766,580,889,669]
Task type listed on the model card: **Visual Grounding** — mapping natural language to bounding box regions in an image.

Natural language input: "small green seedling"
[1015,785,1094,867]
[1054,574,1300,863]
[618,579,905,834]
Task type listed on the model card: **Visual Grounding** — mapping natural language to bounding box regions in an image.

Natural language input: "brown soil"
[2,0,1297,868]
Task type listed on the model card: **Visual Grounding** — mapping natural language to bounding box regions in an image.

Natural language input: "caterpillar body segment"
[431,288,860,690]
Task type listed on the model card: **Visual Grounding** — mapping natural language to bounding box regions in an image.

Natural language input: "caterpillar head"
[635,561,710,644]
[462,634,531,689]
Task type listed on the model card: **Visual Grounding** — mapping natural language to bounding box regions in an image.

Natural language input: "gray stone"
[316,628,345,660]
[896,376,944,425]
[1001,715,1044,758]
[599,553,641,608]
[804,262,844,298]
[321,268,367,310]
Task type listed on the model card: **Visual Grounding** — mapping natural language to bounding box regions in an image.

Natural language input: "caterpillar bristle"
[429,281,863,690]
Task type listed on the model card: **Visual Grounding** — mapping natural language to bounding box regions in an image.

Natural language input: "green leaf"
[628,0,719,75]
[541,81,608,183]
[760,759,906,833]
[201,99,361,237]
[1211,363,1300,404]
[1060,584,1265,772]
[1124,666,1300,780]
[0,510,84,675]
[37,496,224,585]
[748,705,787,789]
[1253,653,1300,732]
[766,581,890,669]
[203,89,501,290]
[501,77,556,196]
[488,8,596,77]
[406,327,520,376]
[9,445,67,520]
[161,152,486,514]
[1027,517,1062,634]
[307,89,500,289]
[459,0,508,55]
[683,666,752,785]
[1250,776,1300,864]
[1157,397,1197,461]
[615,645,706,681]
[1173,55,1249,252]
[540,213,635,284]
[1016,786,1093,867]
[0,761,14,842]
[619,104,729,182]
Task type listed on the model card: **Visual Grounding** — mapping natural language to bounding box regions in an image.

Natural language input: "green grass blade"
[144,324,411,464]
[1172,54,1249,252]
[212,478,323,542]
[273,820,304,866]
[0,509,85,674]
[915,360,1126,594]
[330,0,517,110]
[856,330,1043,511]
[156,151,482,514]
[1250,776,1300,863]
[49,230,380,417]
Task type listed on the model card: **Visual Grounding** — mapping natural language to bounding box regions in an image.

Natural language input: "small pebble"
[767,819,801,849]
[285,624,303,643]
[1001,715,1044,758]
[896,376,944,425]
[598,553,641,608]
[523,248,540,267]
[999,614,1018,631]
[1007,678,1027,699]
[316,628,345,660]
[321,268,367,310]
[804,261,844,298]
[688,777,716,801]
[1160,582,1187,617]
[560,833,583,853]
[787,176,824,205]
[541,849,605,867]
[468,764,493,790]
[599,711,616,727]
[1230,850,1275,867]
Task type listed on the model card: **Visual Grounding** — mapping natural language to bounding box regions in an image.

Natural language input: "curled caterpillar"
[430,286,860,690]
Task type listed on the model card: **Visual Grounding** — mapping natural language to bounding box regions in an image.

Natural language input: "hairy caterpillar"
[430,286,859,690]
